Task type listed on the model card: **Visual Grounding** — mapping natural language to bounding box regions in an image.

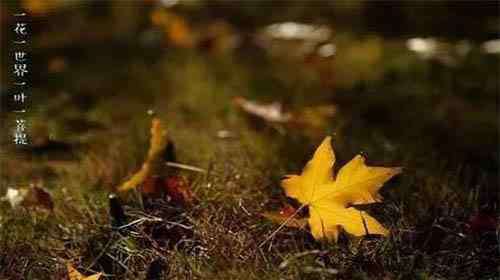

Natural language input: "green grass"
[1,37,498,280]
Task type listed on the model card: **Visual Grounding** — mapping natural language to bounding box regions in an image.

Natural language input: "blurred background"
[1,0,498,187]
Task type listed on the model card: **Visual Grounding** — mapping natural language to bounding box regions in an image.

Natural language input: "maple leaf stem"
[259,204,308,248]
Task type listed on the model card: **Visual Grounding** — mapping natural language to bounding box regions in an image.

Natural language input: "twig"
[259,204,307,249]
[117,216,163,230]
[239,198,252,216]
[303,267,339,274]
[164,221,193,230]
[105,252,129,271]
[165,161,207,173]
[87,236,116,270]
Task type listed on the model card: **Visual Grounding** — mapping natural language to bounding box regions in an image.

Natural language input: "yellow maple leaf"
[118,118,168,192]
[67,263,102,280]
[281,136,401,241]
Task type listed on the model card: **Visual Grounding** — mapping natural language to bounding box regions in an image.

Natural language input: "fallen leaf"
[168,18,195,48]
[278,204,298,217]
[141,176,161,195]
[280,136,401,241]
[233,96,292,123]
[22,186,54,210]
[140,175,195,205]
[118,118,168,192]
[1,186,53,210]
[467,212,498,234]
[67,263,102,280]
[234,97,336,132]
[2,188,28,208]
[151,8,195,48]
[163,176,195,205]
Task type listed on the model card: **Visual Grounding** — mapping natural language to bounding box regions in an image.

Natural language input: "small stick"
[259,204,307,249]
[117,218,148,230]
[165,161,207,173]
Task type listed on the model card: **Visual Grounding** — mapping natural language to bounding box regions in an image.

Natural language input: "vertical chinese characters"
[12,13,30,146]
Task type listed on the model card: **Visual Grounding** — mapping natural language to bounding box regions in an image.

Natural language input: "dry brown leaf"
[233,96,292,123]
[118,118,168,192]
[234,96,336,132]
[22,186,54,210]
[151,8,195,48]
[163,176,195,205]
[2,186,53,211]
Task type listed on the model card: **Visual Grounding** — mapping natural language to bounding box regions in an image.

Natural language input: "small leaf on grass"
[23,186,54,210]
[278,136,401,241]
[468,212,498,234]
[140,175,195,205]
[142,176,161,195]
[2,186,53,211]
[233,96,337,132]
[118,118,168,192]
[151,8,195,48]
[163,176,195,205]
[233,96,292,123]
[2,188,29,208]
[67,263,102,280]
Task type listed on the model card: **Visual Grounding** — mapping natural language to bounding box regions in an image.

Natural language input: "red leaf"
[162,176,194,205]
[141,176,161,195]
[279,204,298,218]
[22,186,53,211]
